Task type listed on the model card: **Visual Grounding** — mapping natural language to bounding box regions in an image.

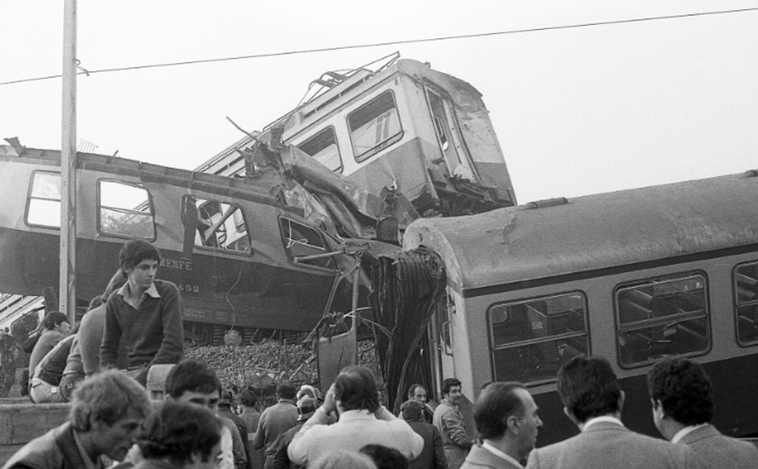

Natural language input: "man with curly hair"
[433,378,473,469]
[3,370,151,469]
[647,356,758,468]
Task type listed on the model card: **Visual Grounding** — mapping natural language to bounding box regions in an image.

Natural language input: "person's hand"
[322,383,337,414]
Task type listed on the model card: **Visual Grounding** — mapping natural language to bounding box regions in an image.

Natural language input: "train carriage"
[402,170,758,445]
[211,54,517,218]
[0,143,384,343]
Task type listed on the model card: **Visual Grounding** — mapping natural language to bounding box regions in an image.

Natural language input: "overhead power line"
[2,6,757,87]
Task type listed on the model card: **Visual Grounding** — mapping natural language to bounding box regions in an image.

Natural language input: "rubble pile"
[185,339,382,405]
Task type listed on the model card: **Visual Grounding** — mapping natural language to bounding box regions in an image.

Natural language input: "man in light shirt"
[287,366,423,467]
[525,355,697,469]
[462,382,542,469]
[647,356,757,468]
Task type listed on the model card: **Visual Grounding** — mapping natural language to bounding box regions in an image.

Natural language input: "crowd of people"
[4,239,758,469]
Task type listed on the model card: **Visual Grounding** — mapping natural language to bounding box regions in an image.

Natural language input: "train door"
[428,289,457,402]
[424,87,476,181]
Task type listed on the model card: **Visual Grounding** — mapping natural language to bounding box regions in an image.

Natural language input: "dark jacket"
[218,405,254,469]
[271,422,305,469]
[407,419,447,469]
[3,422,106,469]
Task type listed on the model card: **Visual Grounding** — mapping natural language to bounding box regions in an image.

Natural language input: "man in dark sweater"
[100,240,184,386]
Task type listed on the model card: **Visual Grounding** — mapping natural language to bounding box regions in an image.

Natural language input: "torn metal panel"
[367,246,446,413]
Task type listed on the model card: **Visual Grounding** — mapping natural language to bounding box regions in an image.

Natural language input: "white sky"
[1,1,757,204]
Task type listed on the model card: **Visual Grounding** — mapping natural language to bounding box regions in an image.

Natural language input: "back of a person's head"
[165,359,220,398]
[441,377,461,396]
[400,399,425,421]
[240,388,258,408]
[70,370,151,431]
[557,355,621,423]
[647,357,713,425]
[474,381,527,440]
[334,366,380,413]
[276,381,297,400]
[138,400,221,466]
[360,444,408,469]
[407,383,425,400]
[311,451,378,469]
[119,239,161,271]
[43,311,69,330]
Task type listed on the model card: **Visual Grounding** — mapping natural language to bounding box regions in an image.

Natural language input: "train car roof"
[0,144,291,209]
[403,171,758,296]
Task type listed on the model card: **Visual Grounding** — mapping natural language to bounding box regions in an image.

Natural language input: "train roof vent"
[523,197,569,210]
[743,169,758,178]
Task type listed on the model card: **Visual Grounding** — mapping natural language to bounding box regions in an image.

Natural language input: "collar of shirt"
[671,423,708,444]
[117,282,160,308]
[581,415,624,432]
[73,429,103,469]
[481,441,523,467]
[441,398,458,409]
[337,409,377,421]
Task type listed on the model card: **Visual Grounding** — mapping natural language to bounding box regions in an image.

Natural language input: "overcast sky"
[1,1,756,203]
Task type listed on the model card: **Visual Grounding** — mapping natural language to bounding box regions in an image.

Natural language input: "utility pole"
[61,0,77,324]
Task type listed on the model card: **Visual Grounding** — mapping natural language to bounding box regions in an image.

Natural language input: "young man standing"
[433,378,473,469]
[100,240,184,385]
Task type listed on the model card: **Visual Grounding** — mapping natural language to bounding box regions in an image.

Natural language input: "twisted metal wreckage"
[0,133,446,409]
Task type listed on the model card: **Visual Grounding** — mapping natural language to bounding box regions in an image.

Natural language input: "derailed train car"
[0,140,402,343]
[204,53,517,217]
[383,170,758,445]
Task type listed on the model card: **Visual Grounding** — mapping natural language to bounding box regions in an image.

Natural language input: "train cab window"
[190,197,251,254]
[348,91,403,162]
[27,171,61,228]
[734,261,758,345]
[280,218,335,269]
[615,273,710,368]
[97,180,155,239]
[297,127,343,173]
[488,292,589,384]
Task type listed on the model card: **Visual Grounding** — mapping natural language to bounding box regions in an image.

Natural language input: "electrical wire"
[1,6,757,87]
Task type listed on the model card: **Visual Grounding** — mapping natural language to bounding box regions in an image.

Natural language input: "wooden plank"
[0,404,69,444]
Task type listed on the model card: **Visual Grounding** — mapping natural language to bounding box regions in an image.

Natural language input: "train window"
[97,180,155,239]
[734,262,758,345]
[488,292,589,385]
[280,218,336,269]
[190,197,251,254]
[348,91,403,162]
[26,172,61,228]
[297,127,343,173]
[615,273,710,368]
